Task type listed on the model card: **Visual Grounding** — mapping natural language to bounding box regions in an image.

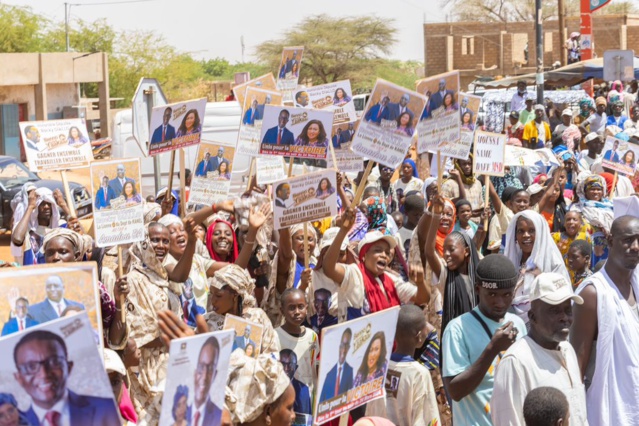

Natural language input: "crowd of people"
[2,78,639,426]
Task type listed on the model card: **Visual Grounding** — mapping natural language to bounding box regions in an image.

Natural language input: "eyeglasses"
[196,363,215,375]
[18,356,67,376]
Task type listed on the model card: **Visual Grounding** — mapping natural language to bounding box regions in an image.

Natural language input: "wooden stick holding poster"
[610,171,618,200]
[437,151,443,192]
[179,148,186,216]
[60,170,77,218]
[246,158,255,192]
[117,245,125,323]
[483,175,490,229]
[167,150,176,202]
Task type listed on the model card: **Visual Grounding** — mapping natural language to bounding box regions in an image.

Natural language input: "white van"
[111,101,246,197]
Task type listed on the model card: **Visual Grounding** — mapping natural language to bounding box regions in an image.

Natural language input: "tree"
[0,5,51,52]
[255,14,397,85]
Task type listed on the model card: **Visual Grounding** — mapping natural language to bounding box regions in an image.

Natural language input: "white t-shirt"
[275,326,320,395]
[585,112,607,134]
[491,336,588,426]
[395,177,424,195]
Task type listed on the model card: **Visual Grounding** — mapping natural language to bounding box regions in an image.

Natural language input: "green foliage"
[0,5,51,52]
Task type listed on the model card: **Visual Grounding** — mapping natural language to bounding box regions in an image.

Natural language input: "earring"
[265,415,272,425]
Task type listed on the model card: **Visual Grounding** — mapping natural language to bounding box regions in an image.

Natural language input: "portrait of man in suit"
[28,276,85,325]
[108,164,136,197]
[388,94,414,122]
[243,99,259,126]
[275,183,291,209]
[364,96,390,124]
[319,328,354,402]
[280,349,311,415]
[94,176,116,210]
[459,96,470,119]
[233,325,256,352]
[332,128,343,149]
[603,139,621,163]
[429,78,454,112]
[295,91,309,108]
[150,107,176,144]
[262,110,295,146]
[210,148,230,173]
[340,122,355,144]
[181,279,204,328]
[23,125,47,152]
[256,95,271,120]
[189,336,223,426]
[195,152,214,178]
[15,330,121,425]
[306,289,337,336]
[1,297,38,337]
[285,51,298,75]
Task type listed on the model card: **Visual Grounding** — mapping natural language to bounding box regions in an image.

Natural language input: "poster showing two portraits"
[236,87,283,157]
[189,141,236,207]
[0,313,120,425]
[352,79,426,168]
[276,46,304,102]
[19,119,94,172]
[148,98,207,156]
[314,307,400,424]
[601,136,639,176]
[90,158,145,247]
[158,330,234,426]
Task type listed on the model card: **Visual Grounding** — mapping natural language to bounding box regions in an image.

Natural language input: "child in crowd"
[367,304,440,426]
[552,211,591,267]
[398,195,424,258]
[522,387,570,426]
[567,239,593,288]
[275,288,320,408]
[454,199,478,239]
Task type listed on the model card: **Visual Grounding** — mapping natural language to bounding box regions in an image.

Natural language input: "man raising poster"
[319,328,354,402]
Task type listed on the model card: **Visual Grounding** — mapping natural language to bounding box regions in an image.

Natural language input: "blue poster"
[590,0,611,12]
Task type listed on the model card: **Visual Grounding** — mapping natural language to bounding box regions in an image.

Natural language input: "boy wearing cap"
[491,273,588,426]
[552,109,580,149]
[442,254,527,426]
[577,132,604,173]
[522,105,551,149]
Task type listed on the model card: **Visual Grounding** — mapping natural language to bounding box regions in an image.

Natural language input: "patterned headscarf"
[129,225,169,281]
[143,202,162,224]
[209,264,257,310]
[454,154,475,185]
[579,98,594,118]
[363,196,387,231]
[42,228,88,260]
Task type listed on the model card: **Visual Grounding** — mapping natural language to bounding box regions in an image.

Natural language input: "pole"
[558,0,566,66]
[64,3,70,52]
[144,87,161,194]
[117,246,126,323]
[580,0,594,60]
[535,0,544,104]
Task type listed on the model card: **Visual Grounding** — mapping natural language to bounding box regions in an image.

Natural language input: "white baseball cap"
[585,132,600,143]
[320,227,349,251]
[103,348,126,376]
[530,273,584,305]
[357,230,397,254]
[561,108,573,117]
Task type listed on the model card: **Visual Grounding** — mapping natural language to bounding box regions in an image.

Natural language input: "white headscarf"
[11,187,60,258]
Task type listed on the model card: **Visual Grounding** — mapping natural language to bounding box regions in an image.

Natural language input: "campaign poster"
[458,92,482,153]
[233,73,277,110]
[236,87,283,157]
[90,158,145,247]
[314,307,400,424]
[272,169,338,230]
[473,131,507,177]
[0,262,102,343]
[158,330,234,426]
[19,119,94,172]
[351,79,426,169]
[189,141,236,206]
[505,145,543,167]
[326,120,363,172]
[259,106,334,160]
[0,314,120,424]
[223,314,263,358]
[148,98,207,156]
[276,46,304,101]
[416,71,466,159]
[256,156,286,185]
[298,80,357,124]
[601,136,639,176]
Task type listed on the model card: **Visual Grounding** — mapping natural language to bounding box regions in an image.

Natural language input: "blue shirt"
[442,307,527,426]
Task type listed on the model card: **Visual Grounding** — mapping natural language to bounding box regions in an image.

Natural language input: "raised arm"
[188,199,235,226]
[12,190,37,247]
[165,217,198,283]
[409,261,430,306]
[322,208,354,285]
[424,196,445,278]
[336,173,351,210]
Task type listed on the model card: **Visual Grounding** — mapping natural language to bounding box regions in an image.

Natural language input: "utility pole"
[65,3,70,52]
[558,0,566,66]
[535,0,544,104]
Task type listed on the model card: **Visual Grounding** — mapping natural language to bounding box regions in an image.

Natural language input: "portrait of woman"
[122,181,142,205]
[0,393,31,426]
[315,178,336,200]
[215,162,231,180]
[333,87,352,106]
[353,331,388,387]
[461,111,475,131]
[294,119,329,148]
[394,111,414,137]
[443,92,458,112]
[171,385,188,426]
[622,149,636,170]
[291,62,299,78]
[67,126,89,146]
[176,109,202,137]
[245,342,256,358]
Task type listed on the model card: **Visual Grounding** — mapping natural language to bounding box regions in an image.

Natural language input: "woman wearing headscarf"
[570,174,614,266]
[337,179,368,242]
[395,159,424,197]
[504,210,570,324]
[490,167,524,200]
[422,177,438,203]
[574,98,594,150]
[125,222,183,424]
[0,392,32,425]
[441,155,484,222]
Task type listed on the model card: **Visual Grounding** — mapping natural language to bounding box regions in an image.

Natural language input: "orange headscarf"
[433,198,456,256]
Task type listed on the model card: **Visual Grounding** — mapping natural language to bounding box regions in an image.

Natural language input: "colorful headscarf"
[579,98,594,118]
[364,196,387,231]
[454,154,475,185]
[205,218,238,262]
[210,264,257,310]
[402,158,419,178]
[491,169,523,199]
[358,235,401,313]
[573,174,614,231]
[0,393,31,426]
[435,198,456,256]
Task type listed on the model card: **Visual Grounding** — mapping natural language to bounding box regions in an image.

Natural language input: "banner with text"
[297,80,357,124]
[189,141,236,206]
[473,131,507,177]
[327,120,363,172]
[148,98,207,156]
[256,156,286,185]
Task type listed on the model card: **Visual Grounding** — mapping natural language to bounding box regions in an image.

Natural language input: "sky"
[8,0,447,62]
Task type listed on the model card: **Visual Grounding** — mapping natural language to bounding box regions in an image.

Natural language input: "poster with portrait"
[256,156,286,185]
[300,80,357,124]
[351,79,426,169]
[19,119,94,172]
[148,98,207,156]
[233,73,277,110]
[0,313,120,424]
[458,92,481,150]
[259,106,334,160]
[326,120,363,172]
[601,136,639,176]
[276,46,304,101]
[416,71,466,159]
[272,169,338,230]
[223,315,263,358]
[314,307,400,424]
[0,262,102,344]
[90,158,145,247]
[189,141,236,207]
[158,330,234,426]
[473,131,506,177]
[236,87,283,157]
